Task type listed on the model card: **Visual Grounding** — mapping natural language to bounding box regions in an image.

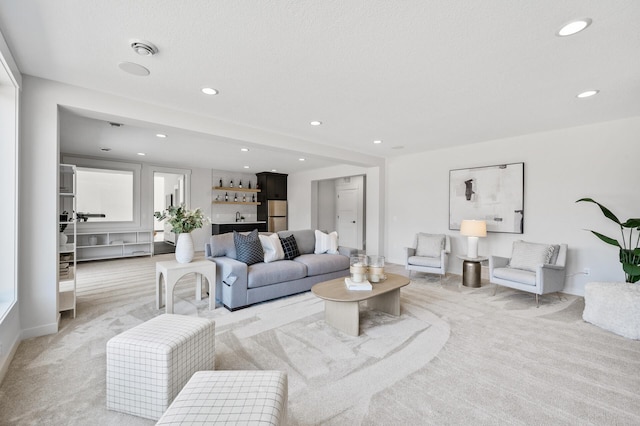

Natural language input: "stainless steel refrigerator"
[267,200,287,232]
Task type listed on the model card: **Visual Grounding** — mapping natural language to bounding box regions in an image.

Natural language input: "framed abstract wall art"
[449,162,524,233]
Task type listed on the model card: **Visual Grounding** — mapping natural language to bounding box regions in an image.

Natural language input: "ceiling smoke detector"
[130,40,158,56]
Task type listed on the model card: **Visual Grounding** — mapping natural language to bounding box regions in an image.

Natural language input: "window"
[76,168,134,222]
[0,55,19,319]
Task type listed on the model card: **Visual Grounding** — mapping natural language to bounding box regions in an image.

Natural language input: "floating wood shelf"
[212,201,261,205]
[213,186,260,193]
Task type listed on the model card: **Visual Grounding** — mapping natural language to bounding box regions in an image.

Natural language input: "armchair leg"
[557,292,562,301]
[535,294,539,308]
[493,284,499,296]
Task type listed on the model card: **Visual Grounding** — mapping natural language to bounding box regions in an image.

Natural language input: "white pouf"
[583,282,640,340]
[156,370,288,426]
[106,314,216,420]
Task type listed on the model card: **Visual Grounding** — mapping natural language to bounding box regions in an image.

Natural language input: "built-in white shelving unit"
[76,230,154,261]
[59,164,77,318]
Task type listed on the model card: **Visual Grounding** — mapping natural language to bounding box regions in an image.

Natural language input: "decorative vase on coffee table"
[175,232,194,263]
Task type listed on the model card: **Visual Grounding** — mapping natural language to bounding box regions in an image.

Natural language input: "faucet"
[236,211,241,222]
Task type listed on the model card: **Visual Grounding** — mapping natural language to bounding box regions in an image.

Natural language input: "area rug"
[1,255,639,425]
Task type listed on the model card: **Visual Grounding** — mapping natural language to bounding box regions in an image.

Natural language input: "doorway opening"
[313,175,365,250]
[153,172,186,254]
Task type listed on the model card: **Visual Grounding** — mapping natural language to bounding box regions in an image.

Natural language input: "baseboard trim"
[20,321,58,340]
[0,333,20,385]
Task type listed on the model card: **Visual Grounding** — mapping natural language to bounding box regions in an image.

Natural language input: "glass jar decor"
[367,255,385,283]
[350,255,368,283]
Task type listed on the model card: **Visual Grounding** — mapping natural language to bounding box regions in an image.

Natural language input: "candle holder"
[350,255,368,283]
[367,255,385,283]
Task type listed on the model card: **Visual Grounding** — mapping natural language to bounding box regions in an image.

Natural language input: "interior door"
[337,188,359,249]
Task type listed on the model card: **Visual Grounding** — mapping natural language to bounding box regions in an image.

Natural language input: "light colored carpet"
[1,254,639,425]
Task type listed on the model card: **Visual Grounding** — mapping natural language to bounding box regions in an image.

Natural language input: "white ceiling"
[1,1,639,172]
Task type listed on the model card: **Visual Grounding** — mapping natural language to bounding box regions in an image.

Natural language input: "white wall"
[316,179,336,232]
[386,117,640,296]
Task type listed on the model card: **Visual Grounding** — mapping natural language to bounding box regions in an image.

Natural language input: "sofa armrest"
[489,255,509,274]
[206,256,248,308]
[338,246,358,257]
[405,247,416,258]
[538,263,567,294]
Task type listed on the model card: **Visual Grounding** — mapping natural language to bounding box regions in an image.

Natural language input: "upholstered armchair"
[405,233,451,281]
[489,241,568,307]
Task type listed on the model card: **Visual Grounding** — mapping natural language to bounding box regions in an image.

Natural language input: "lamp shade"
[460,220,487,237]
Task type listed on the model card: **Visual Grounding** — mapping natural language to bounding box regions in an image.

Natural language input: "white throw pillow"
[508,241,555,272]
[314,230,339,254]
[259,233,285,263]
[415,233,445,258]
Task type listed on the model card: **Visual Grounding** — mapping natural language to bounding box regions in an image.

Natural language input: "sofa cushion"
[314,230,338,254]
[280,234,300,260]
[509,241,555,272]
[493,267,536,286]
[247,261,307,288]
[295,253,349,276]
[208,233,237,259]
[408,255,442,268]
[259,233,285,263]
[234,230,264,265]
[415,233,445,258]
[278,229,315,254]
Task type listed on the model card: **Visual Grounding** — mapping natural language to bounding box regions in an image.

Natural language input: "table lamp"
[460,220,487,258]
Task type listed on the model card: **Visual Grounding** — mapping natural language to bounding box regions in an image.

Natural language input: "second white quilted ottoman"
[106,314,216,420]
[156,370,288,425]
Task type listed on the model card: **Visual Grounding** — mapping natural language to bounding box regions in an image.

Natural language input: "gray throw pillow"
[233,229,264,265]
[415,233,445,258]
[508,241,555,272]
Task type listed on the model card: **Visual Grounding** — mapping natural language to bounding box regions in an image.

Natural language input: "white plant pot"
[175,232,195,264]
[59,232,68,246]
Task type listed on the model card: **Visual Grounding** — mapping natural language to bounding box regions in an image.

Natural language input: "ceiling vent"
[130,40,158,56]
[109,122,122,127]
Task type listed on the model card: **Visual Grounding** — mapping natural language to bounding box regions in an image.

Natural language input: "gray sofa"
[205,229,356,310]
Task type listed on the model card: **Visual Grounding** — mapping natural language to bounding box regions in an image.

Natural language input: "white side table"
[156,260,216,313]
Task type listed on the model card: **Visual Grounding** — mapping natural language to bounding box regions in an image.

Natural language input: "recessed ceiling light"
[373,140,383,144]
[557,18,592,37]
[137,152,146,156]
[240,148,249,152]
[202,87,219,95]
[577,90,599,98]
[243,165,250,169]
[310,121,322,126]
[156,133,167,138]
[118,61,150,76]
[299,158,305,161]
[271,169,277,172]
[100,147,112,152]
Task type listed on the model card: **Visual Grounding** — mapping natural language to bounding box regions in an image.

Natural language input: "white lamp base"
[467,236,479,258]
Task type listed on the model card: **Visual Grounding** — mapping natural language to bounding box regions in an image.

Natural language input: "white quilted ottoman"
[106,314,216,420]
[156,370,288,426]
[583,281,640,340]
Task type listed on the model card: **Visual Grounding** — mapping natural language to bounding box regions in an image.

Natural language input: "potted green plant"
[154,204,208,263]
[576,198,640,283]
